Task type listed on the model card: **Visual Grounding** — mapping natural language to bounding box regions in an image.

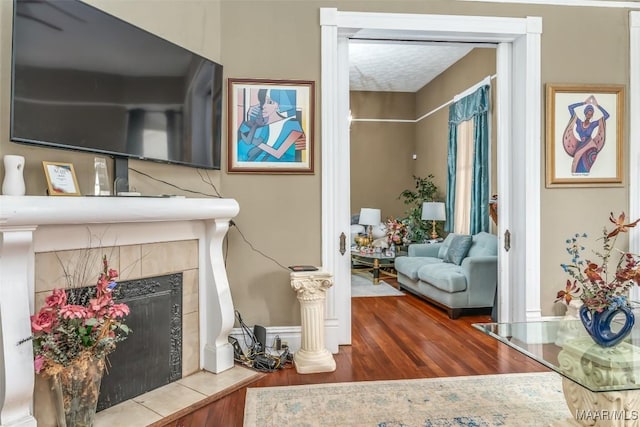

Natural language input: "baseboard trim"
[230,325,302,354]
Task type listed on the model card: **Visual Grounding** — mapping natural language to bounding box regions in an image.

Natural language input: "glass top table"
[351,250,405,283]
[473,319,640,393]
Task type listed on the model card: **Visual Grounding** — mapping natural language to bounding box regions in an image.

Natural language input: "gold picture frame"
[545,83,624,187]
[42,161,81,196]
[227,78,314,174]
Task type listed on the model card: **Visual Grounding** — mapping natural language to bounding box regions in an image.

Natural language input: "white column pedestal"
[290,270,336,374]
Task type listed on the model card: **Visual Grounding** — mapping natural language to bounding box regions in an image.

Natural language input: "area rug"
[244,372,572,426]
[351,273,404,297]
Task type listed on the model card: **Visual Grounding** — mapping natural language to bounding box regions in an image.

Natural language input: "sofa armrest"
[461,256,498,306]
[408,243,442,257]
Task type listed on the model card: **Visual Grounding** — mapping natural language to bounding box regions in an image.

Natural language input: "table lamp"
[358,208,381,244]
[421,202,445,240]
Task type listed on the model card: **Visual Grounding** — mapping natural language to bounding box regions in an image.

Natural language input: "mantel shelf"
[0,195,239,227]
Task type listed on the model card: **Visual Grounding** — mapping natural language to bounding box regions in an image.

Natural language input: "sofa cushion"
[394,256,443,280]
[467,232,498,257]
[417,263,467,293]
[437,233,458,259]
[444,234,472,265]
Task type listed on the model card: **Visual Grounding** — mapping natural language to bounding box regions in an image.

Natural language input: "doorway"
[320,10,543,350]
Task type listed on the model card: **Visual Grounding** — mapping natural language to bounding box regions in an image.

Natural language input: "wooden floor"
[158,279,548,427]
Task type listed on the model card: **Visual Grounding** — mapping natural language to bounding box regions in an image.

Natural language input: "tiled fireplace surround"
[0,196,240,427]
[34,240,198,425]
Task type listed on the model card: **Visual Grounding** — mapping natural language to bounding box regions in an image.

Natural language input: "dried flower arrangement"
[555,212,640,313]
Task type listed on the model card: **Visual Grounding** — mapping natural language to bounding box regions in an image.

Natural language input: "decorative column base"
[291,269,336,374]
[560,378,640,426]
[558,336,640,426]
[293,348,336,374]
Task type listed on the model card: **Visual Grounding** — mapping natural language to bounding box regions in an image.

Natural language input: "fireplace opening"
[68,273,183,411]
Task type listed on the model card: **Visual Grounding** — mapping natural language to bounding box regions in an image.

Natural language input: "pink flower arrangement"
[27,255,131,375]
[386,217,409,246]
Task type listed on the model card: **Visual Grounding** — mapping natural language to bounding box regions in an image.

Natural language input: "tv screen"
[11,0,223,170]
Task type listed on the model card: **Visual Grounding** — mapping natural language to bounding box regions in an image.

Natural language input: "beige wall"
[1,0,633,321]
[218,1,322,326]
[350,91,415,220]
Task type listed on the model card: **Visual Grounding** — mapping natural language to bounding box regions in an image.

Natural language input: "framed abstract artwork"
[545,84,624,187]
[227,78,315,174]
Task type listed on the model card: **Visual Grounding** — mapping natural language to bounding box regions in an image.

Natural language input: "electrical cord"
[235,310,257,351]
[196,169,222,198]
[128,167,289,270]
[233,310,293,373]
[129,167,222,198]
[229,221,289,271]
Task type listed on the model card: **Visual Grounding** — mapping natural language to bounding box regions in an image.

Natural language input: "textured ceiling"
[349,41,474,93]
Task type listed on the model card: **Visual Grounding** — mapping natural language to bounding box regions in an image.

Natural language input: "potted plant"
[398,174,441,243]
[555,212,640,347]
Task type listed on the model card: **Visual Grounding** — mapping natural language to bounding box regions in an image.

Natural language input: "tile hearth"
[95,365,262,426]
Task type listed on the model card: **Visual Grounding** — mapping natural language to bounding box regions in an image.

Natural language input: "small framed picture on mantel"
[43,161,81,196]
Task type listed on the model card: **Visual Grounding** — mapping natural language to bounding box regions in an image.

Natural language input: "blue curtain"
[446,85,490,234]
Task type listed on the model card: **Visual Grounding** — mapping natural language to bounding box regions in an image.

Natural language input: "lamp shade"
[358,208,381,226]
[421,202,446,221]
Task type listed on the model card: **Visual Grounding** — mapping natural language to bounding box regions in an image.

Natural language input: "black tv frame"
[10,0,224,193]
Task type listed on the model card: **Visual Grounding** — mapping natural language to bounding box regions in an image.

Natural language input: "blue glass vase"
[579,305,635,348]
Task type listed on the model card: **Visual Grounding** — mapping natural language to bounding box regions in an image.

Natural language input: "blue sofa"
[394,232,498,319]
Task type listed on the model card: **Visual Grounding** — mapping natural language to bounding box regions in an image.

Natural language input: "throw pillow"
[444,234,473,265]
[437,233,458,259]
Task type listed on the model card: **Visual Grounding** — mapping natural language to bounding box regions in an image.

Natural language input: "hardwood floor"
[159,279,549,427]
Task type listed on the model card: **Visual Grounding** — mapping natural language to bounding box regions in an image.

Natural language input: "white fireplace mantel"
[0,195,239,427]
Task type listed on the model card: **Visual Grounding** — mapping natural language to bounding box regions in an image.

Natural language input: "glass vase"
[50,356,105,427]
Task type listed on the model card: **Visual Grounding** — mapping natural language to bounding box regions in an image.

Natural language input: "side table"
[351,251,401,284]
[474,320,640,426]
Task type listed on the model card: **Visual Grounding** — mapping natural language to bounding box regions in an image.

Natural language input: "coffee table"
[473,319,640,426]
[351,251,400,284]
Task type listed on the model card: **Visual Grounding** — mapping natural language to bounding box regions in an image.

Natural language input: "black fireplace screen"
[68,273,183,411]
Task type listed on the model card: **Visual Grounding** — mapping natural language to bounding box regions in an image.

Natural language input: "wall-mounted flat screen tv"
[10,0,223,170]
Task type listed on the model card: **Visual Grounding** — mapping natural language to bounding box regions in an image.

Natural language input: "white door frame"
[630,11,640,299]
[320,9,543,349]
